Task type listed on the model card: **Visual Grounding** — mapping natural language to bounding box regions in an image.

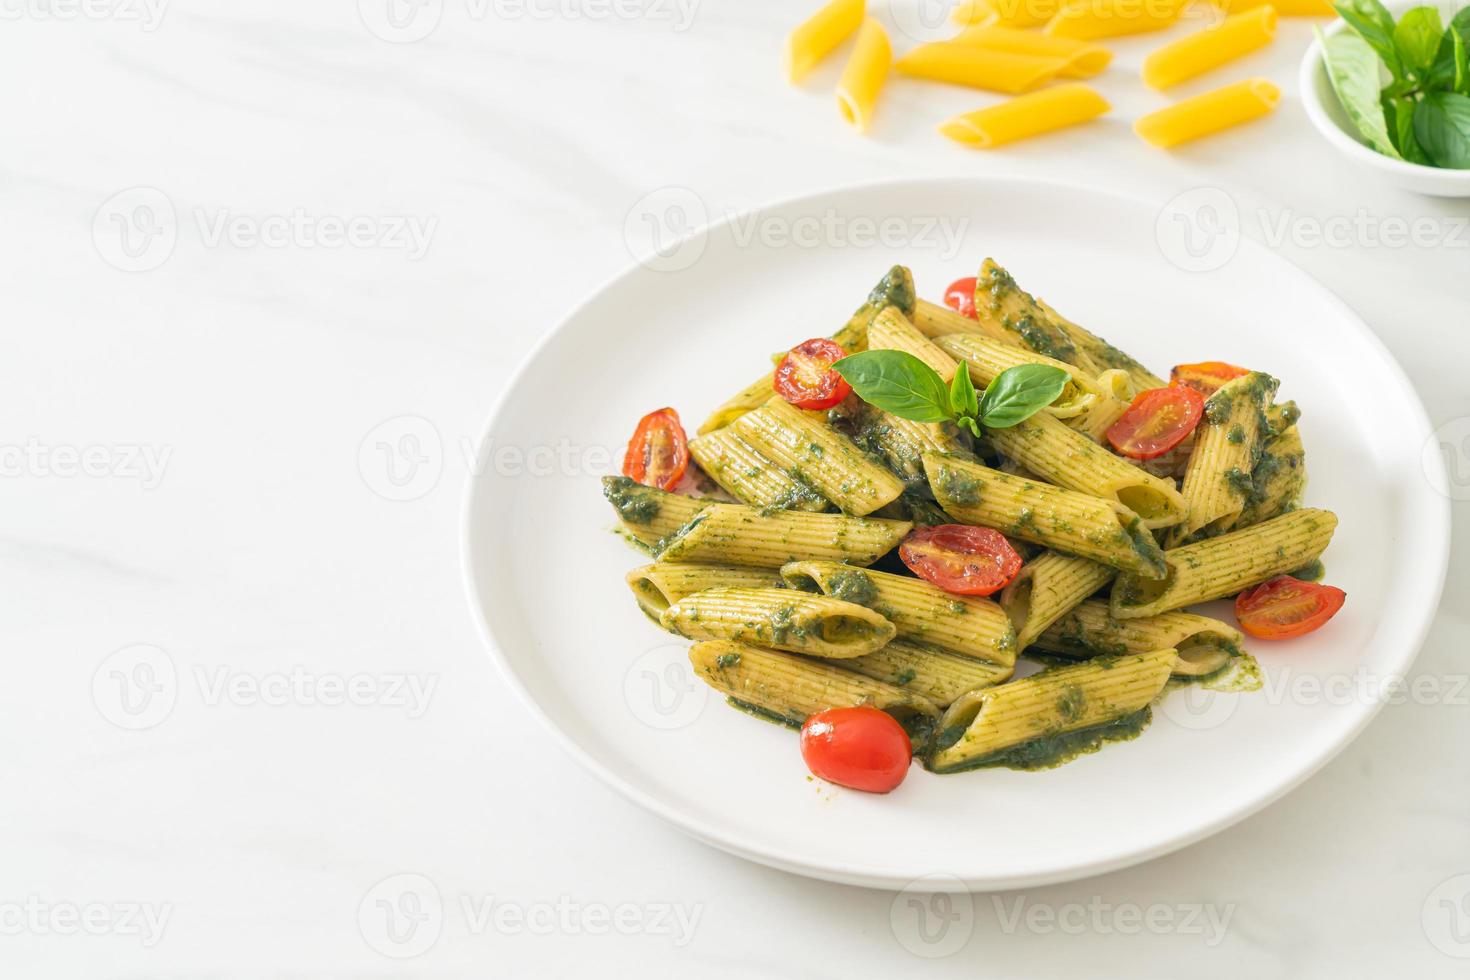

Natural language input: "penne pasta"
[1134,77,1281,148]
[1036,298,1165,390]
[1142,6,1278,90]
[625,562,786,622]
[954,25,1113,78]
[1235,424,1306,527]
[953,0,1065,28]
[1218,0,1330,14]
[939,83,1112,148]
[971,258,1089,369]
[928,649,1176,772]
[603,476,714,548]
[923,453,1169,579]
[1111,507,1338,618]
[836,18,892,132]
[1035,599,1243,676]
[689,640,940,733]
[1170,371,1279,544]
[910,298,1015,344]
[661,587,897,658]
[867,305,959,382]
[781,560,1019,666]
[688,427,830,513]
[656,501,911,568]
[1000,551,1116,649]
[1046,0,1190,39]
[785,0,865,83]
[934,333,1101,419]
[841,639,1013,706]
[896,43,1070,94]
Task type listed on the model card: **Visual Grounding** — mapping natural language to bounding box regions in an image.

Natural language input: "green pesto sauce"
[895,668,917,687]
[1177,645,1264,693]
[1224,467,1254,498]
[715,652,742,669]
[757,480,827,516]
[603,475,661,524]
[725,697,801,730]
[828,568,878,607]
[1226,424,1246,445]
[935,707,1154,773]
[936,466,984,507]
[1291,558,1325,581]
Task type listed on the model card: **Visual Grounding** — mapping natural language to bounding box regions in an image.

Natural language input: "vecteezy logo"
[623,643,709,729]
[623,187,709,273]
[1423,874,1470,958]
[886,0,962,43]
[358,873,443,958]
[358,0,443,42]
[358,416,443,501]
[1159,683,1239,731]
[93,187,177,272]
[1422,416,1470,501]
[1155,187,1241,273]
[92,644,178,730]
[890,874,974,958]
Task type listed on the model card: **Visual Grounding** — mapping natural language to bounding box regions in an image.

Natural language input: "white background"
[2,0,1468,976]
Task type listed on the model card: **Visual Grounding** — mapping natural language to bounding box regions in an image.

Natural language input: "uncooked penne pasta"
[1170,371,1279,544]
[688,427,829,513]
[928,649,1176,772]
[939,84,1111,148]
[690,641,940,733]
[923,453,1169,579]
[934,334,1100,419]
[1111,508,1338,619]
[841,639,1013,706]
[661,587,896,659]
[1219,0,1330,14]
[1235,425,1305,527]
[784,0,864,83]
[836,18,891,132]
[896,43,1069,94]
[1035,599,1243,676]
[954,0,1064,28]
[1134,77,1281,148]
[1142,6,1277,90]
[602,476,713,548]
[1046,0,1189,39]
[954,25,1113,78]
[656,501,911,568]
[1000,551,1115,649]
[781,560,1018,666]
[732,399,906,516]
[625,562,786,622]
[986,410,1188,529]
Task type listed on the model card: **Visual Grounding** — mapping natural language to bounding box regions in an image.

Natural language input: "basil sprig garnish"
[833,351,1068,438]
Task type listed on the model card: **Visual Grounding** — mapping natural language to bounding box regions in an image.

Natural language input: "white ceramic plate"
[463,178,1449,891]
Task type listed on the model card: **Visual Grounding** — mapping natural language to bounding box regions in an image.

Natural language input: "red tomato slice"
[943,276,978,319]
[1107,386,1205,460]
[774,338,852,410]
[899,524,1023,596]
[621,408,688,492]
[1170,361,1249,396]
[1236,576,1346,639]
[800,706,911,794]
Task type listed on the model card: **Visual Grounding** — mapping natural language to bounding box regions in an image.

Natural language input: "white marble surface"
[2,1,1468,976]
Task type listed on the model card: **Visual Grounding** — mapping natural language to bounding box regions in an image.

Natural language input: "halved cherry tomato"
[1106,386,1205,460]
[774,338,852,410]
[943,276,978,319]
[800,706,911,794]
[899,524,1022,596]
[1170,361,1249,396]
[1236,576,1346,639]
[621,408,688,491]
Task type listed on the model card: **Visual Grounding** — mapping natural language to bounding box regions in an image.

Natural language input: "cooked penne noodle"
[971,259,1091,370]
[1000,551,1115,649]
[781,560,1019,666]
[1134,77,1281,148]
[1170,371,1279,544]
[853,407,972,483]
[688,427,830,512]
[836,18,892,132]
[934,333,1101,419]
[784,0,865,83]
[954,25,1113,78]
[1142,6,1277,89]
[987,410,1188,528]
[867,305,959,382]
[1065,391,1131,443]
[661,587,896,658]
[1036,298,1165,390]
[689,640,940,731]
[656,501,911,568]
[1046,0,1189,39]
[1035,599,1243,676]
[928,649,1176,772]
[896,43,1070,94]
[841,639,1013,705]
[732,399,906,515]
[910,298,1015,344]
[1111,507,1338,618]
[953,0,1065,28]
[602,476,714,548]
[923,453,1169,579]
[1235,425,1305,527]
[939,83,1112,148]
[625,562,786,622]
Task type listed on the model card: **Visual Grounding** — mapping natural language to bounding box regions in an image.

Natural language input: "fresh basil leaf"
[1455,27,1470,94]
[832,350,955,423]
[977,364,1070,429]
[1414,91,1470,167]
[1335,0,1404,76]
[1322,30,1404,158]
[949,363,979,421]
[1386,94,1433,162]
[958,416,983,439]
[1394,6,1443,75]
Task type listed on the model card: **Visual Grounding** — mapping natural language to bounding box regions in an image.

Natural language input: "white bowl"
[1300,0,1470,196]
